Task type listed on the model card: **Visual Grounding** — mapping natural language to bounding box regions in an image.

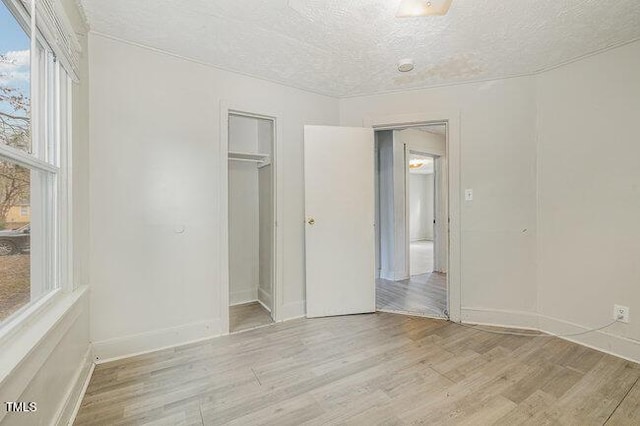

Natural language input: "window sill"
[0,286,88,388]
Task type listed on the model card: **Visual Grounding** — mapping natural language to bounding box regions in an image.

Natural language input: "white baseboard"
[58,348,94,426]
[258,288,272,312]
[92,319,223,364]
[380,269,409,281]
[230,289,258,306]
[461,307,539,330]
[462,307,640,363]
[280,301,305,320]
[538,314,640,364]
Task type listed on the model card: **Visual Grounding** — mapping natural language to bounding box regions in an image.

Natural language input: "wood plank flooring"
[74,312,640,425]
[377,272,447,318]
[229,302,273,333]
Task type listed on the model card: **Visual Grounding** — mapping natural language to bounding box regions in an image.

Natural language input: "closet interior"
[228,113,275,333]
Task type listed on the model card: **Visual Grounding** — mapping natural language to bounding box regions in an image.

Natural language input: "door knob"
[307,217,316,225]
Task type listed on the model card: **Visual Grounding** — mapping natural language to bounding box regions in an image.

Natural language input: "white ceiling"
[79,0,640,97]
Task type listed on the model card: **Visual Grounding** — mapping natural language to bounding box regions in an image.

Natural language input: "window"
[0,0,70,325]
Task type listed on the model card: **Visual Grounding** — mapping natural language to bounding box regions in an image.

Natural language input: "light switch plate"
[465,189,473,201]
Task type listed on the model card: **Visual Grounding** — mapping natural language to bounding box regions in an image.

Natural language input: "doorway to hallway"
[375,123,448,318]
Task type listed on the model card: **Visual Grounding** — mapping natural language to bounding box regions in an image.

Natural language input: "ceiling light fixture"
[396,0,453,17]
[397,58,415,72]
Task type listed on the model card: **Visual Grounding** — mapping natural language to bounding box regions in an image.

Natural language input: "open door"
[304,125,375,318]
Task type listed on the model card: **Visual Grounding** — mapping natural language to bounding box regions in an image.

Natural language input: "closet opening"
[227,112,276,333]
[375,123,449,318]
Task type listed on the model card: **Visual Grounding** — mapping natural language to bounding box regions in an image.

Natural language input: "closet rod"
[228,157,264,163]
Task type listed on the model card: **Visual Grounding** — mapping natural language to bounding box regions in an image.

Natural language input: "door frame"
[219,100,285,334]
[405,149,440,278]
[364,111,461,323]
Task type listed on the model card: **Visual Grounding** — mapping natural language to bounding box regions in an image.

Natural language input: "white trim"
[229,289,259,306]
[379,269,409,281]
[0,288,60,346]
[91,319,223,363]
[65,361,93,426]
[461,307,640,363]
[0,144,58,173]
[53,346,92,425]
[403,142,410,278]
[219,101,285,333]
[538,314,640,364]
[364,111,462,322]
[279,301,305,321]
[0,287,87,424]
[257,297,272,313]
[404,143,445,279]
[258,287,272,312]
[461,307,539,330]
[378,308,446,320]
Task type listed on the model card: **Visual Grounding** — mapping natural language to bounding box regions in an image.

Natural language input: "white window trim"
[0,0,75,341]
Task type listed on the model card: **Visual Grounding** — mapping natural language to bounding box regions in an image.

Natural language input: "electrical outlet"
[613,305,630,323]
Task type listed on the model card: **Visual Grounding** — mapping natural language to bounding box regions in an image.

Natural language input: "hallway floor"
[376,272,447,318]
[230,302,273,333]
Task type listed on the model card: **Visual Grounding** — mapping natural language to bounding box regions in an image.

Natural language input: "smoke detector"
[397,59,415,72]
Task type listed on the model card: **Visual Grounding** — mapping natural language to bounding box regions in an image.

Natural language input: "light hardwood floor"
[377,272,447,318]
[75,312,640,425]
[229,301,273,333]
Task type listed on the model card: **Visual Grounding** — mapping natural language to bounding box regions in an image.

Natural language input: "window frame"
[0,0,74,341]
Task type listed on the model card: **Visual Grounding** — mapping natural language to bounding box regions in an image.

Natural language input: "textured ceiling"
[79,0,640,97]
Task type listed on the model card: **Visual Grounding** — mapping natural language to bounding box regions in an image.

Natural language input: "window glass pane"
[0,1,31,154]
[0,160,51,322]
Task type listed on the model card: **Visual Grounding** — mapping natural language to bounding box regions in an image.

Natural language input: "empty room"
[1,0,639,425]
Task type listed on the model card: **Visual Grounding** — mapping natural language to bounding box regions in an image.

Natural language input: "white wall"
[342,77,539,316]
[409,173,434,241]
[89,33,338,360]
[536,40,640,360]
[377,131,408,281]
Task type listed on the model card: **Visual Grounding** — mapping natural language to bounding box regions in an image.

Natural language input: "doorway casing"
[365,111,461,322]
[219,100,285,334]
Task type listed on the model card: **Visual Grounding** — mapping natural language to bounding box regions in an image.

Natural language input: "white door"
[304,125,376,318]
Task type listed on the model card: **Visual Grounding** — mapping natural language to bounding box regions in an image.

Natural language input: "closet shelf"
[228,151,271,168]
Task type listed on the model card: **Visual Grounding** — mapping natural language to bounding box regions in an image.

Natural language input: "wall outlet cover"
[613,304,630,323]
